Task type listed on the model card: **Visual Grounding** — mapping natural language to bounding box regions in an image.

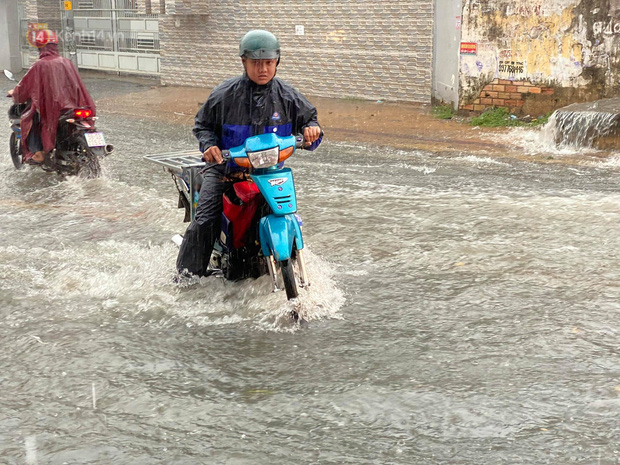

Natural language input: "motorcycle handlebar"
[296,129,324,148]
[216,130,324,163]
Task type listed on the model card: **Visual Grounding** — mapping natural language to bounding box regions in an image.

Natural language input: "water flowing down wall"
[543,97,620,149]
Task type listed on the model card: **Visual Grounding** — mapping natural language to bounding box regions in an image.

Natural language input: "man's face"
[243,57,277,85]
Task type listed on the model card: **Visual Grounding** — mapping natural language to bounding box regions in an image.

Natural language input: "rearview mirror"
[4,70,15,81]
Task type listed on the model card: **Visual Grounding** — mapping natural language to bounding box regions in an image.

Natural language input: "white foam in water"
[8,237,345,332]
[393,162,437,174]
[459,155,511,166]
[493,125,595,157]
[596,153,620,168]
[24,435,38,465]
[492,111,619,158]
[255,248,346,332]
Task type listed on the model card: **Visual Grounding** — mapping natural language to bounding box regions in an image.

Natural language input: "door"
[432,0,462,108]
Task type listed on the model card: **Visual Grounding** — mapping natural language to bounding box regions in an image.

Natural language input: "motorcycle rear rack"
[143,150,205,174]
[144,150,207,221]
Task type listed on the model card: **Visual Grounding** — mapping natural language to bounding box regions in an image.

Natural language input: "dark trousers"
[26,112,43,153]
[176,165,232,276]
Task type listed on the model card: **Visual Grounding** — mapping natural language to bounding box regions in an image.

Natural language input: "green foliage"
[471,107,520,127]
[470,107,552,128]
[432,104,455,120]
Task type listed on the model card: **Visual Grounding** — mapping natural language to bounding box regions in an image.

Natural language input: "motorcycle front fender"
[259,214,303,261]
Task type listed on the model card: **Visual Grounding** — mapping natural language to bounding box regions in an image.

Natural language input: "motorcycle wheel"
[9,132,23,170]
[280,259,299,300]
[74,139,102,178]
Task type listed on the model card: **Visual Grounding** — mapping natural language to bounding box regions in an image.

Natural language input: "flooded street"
[1,76,619,464]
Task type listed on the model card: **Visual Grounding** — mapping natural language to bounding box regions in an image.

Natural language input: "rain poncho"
[12,44,96,160]
[194,74,322,158]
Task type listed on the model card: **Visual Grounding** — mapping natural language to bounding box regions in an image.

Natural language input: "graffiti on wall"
[508,3,544,16]
[593,18,620,35]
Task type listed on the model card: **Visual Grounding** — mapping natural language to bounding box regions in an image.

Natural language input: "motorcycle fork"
[297,248,310,288]
[265,247,310,293]
[266,255,280,293]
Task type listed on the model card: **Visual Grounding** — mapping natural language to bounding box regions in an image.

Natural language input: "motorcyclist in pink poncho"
[8,29,96,164]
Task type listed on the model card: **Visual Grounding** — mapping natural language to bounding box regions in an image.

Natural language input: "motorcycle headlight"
[247,147,279,169]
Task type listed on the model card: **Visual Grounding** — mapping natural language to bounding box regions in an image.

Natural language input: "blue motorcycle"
[146,133,310,300]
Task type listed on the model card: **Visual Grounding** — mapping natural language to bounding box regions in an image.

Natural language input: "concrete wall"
[0,0,23,72]
[459,0,620,115]
[159,0,434,103]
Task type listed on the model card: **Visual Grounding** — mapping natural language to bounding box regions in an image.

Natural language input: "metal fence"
[64,0,160,74]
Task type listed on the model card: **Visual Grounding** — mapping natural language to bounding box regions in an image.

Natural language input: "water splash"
[487,99,620,157]
[542,110,619,149]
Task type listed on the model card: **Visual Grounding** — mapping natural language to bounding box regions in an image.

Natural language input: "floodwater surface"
[0,77,619,464]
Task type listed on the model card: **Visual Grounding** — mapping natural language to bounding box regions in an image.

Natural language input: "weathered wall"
[159,0,434,103]
[459,0,620,115]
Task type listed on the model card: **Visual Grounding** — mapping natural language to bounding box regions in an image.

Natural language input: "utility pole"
[61,0,78,68]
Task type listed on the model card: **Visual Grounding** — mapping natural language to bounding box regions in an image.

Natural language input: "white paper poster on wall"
[498,50,527,79]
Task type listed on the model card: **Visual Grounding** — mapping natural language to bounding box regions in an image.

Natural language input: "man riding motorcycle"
[176,29,322,277]
[7,29,96,164]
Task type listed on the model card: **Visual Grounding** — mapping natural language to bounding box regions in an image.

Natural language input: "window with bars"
[79,32,96,46]
[137,36,155,49]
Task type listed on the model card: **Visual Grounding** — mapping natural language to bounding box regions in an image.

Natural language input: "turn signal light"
[278,146,294,163]
[233,157,252,169]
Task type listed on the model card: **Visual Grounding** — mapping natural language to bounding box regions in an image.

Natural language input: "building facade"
[157,0,434,104]
[8,0,620,115]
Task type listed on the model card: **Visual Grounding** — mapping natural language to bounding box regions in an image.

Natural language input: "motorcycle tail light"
[247,146,279,169]
[74,109,92,119]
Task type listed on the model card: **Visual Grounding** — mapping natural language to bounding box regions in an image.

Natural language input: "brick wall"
[461,79,555,114]
[160,0,433,103]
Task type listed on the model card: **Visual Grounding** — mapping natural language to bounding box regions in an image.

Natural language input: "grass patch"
[341,96,367,102]
[471,107,552,127]
[471,107,521,127]
[432,104,455,120]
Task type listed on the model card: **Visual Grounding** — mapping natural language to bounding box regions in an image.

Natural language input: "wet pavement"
[88,72,515,155]
[0,72,619,464]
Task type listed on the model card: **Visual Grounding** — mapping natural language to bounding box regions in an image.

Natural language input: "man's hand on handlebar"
[303,126,321,147]
[6,89,14,98]
[203,145,223,164]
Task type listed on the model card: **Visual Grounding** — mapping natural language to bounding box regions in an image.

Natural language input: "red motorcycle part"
[222,181,262,249]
